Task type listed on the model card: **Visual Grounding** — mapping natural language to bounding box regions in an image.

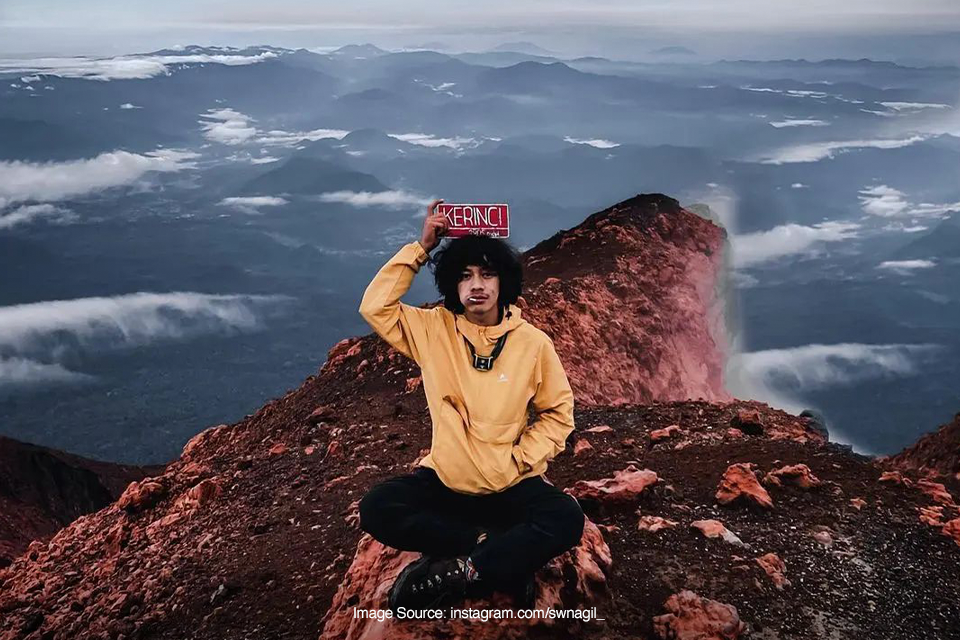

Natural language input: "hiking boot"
[387,555,470,612]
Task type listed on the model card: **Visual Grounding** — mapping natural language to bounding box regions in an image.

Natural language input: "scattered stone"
[765,464,821,489]
[756,553,790,589]
[811,530,833,547]
[916,480,955,506]
[307,404,336,424]
[585,425,613,434]
[653,590,746,640]
[268,443,287,456]
[919,505,944,527]
[651,425,681,443]
[574,439,594,456]
[942,518,960,546]
[716,463,773,509]
[566,465,659,503]
[850,497,867,510]
[691,520,745,547]
[879,471,910,485]
[638,515,679,532]
[731,409,764,436]
[118,480,166,512]
[726,428,744,439]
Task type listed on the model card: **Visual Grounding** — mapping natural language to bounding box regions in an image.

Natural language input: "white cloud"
[199,108,258,145]
[881,222,928,233]
[0,292,289,387]
[756,135,927,164]
[728,342,940,393]
[0,52,278,81]
[858,185,908,217]
[859,108,897,117]
[256,128,349,146]
[563,136,620,148]
[769,119,830,128]
[879,102,951,112]
[119,103,142,109]
[0,150,198,209]
[740,86,829,99]
[732,220,860,268]
[858,184,960,219]
[0,357,93,387]
[387,132,477,150]
[0,204,78,230]
[877,259,936,274]
[316,189,432,210]
[725,340,942,453]
[199,107,349,147]
[217,196,288,214]
[790,183,807,189]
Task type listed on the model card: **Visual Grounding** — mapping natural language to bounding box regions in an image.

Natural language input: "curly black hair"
[428,234,524,316]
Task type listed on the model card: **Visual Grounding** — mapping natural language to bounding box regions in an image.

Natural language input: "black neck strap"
[463,333,508,371]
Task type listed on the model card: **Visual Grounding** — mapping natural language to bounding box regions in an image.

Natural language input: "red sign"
[437,203,509,238]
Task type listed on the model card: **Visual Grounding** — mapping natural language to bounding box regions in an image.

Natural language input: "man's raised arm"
[358,240,436,363]
[358,198,449,364]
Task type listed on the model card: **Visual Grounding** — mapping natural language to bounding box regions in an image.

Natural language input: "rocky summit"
[1,193,958,640]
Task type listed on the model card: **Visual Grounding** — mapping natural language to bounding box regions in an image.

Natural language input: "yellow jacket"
[359,240,575,495]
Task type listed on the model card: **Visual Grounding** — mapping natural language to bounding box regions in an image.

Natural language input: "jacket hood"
[454,303,526,348]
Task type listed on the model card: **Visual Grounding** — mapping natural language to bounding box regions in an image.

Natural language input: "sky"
[2,1,959,60]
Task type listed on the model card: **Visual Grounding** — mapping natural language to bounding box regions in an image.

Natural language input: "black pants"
[359,466,585,591]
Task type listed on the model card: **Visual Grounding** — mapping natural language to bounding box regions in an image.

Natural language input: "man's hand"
[419,198,449,254]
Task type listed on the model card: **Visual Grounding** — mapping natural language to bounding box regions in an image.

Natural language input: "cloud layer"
[0,292,288,388]
[0,150,197,210]
[756,135,927,164]
[731,221,861,268]
[0,52,277,81]
[316,189,432,210]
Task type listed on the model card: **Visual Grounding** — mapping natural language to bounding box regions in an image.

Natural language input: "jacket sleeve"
[358,240,437,364]
[512,336,575,474]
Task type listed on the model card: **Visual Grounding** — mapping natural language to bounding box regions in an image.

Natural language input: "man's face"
[458,264,500,315]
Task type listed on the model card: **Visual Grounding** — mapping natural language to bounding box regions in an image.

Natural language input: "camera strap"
[463,333,508,371]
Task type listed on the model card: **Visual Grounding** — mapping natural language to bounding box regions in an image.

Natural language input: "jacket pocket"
[465,417,523,445]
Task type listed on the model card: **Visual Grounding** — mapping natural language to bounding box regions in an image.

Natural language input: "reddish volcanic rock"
[943,518,960,546]
[756,553,790,590]
[691,520,746,547]
[731,409,764,436]
[520,194,730,406]
[319,519,611,640]
[812,530,834,547]
[585,425,613,434]
[117,479,167,513]
[653,590,746,640]
[879,470,910,485]
[716,463,774,509]
[850,498,867,510]
[919,506,945,527]
[638,515,679,532]
[764,464,822,489]
[0,436,161,567]
[565,465,659,503]
[915,480,955,506]
[574,439,594,456]
[651,425,682,443]
[887,412,960,477]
